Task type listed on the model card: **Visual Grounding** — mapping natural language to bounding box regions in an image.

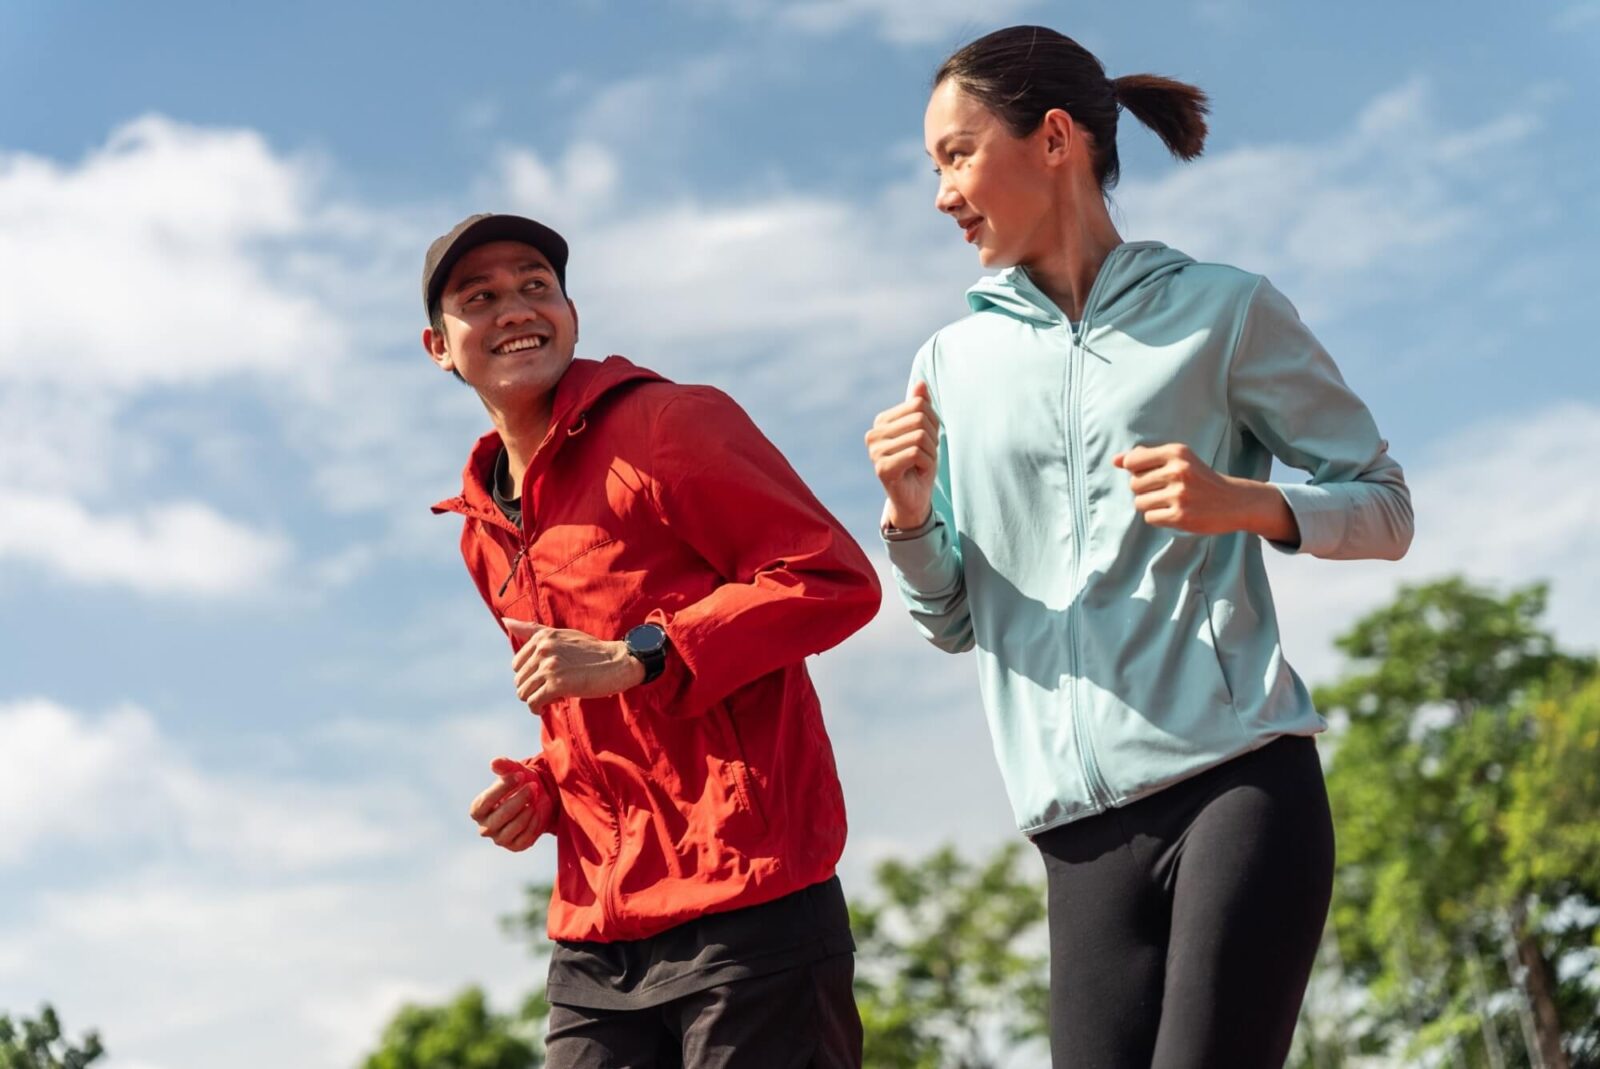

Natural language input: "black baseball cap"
[422,213,569,319]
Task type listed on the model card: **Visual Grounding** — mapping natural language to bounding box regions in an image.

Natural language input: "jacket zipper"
[496,543,527,598]
[1066,325,1114,810]
[519,415,624,931]
[1062,264,1119,812]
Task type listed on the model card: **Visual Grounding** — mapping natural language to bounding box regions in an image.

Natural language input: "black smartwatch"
[624,623,669,684]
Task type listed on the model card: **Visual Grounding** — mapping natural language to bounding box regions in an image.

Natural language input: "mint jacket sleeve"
[1230,278,1414,561]
[881,341,975,653]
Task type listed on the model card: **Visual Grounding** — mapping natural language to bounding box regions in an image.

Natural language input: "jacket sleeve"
[522,752,562,819]
[880,339,974,654]
[1229,278,1415,561]
[639,387,882,717]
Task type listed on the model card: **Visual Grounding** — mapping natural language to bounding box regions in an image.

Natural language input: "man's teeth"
[497,336,545,354]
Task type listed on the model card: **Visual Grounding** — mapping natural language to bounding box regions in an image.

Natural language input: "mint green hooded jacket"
[884,241,1412,835]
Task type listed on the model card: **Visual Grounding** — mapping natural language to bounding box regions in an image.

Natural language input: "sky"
[1,1,1598,1066]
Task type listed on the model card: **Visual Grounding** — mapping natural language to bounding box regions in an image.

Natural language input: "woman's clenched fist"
[867,381,941,531]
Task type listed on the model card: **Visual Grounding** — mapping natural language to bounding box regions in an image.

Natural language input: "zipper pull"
[497,543,528,598]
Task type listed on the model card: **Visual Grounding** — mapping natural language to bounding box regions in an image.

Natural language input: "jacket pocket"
[717,703,770,835]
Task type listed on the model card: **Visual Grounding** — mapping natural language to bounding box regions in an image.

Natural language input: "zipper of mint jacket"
[1063,266,1117,811]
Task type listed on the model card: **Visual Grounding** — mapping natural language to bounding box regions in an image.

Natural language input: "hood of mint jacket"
[883,241,1413,835]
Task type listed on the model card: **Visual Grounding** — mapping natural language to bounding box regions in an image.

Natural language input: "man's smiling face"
[424,240,579,402]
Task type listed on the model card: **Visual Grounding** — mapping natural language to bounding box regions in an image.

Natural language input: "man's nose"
[496,293,542,327]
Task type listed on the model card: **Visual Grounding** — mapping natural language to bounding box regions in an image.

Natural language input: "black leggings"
[1033,735,1334,1069]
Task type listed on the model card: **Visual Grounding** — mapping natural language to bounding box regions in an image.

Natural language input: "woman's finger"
[869,410,939,444]
[874,428,938,459]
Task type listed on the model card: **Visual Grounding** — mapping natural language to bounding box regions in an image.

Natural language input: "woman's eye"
[467,291,491,304]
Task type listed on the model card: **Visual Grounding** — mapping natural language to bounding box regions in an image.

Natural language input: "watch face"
[626,623,668,655]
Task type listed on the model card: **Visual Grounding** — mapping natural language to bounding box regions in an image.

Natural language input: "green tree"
[1313,578,1598,1068]
[1500,672,1600,1068]
[850,842,1049,1069]
[0,1005,103,1069]
[360,987,542,1069]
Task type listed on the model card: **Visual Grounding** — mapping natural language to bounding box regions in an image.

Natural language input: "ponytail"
[1111,74,1210,162]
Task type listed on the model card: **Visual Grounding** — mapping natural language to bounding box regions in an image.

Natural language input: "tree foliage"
[0,1005,103,1069]
[1309,578,1599,1068]
[360,987,542,1069]
[851,842,1049,1069]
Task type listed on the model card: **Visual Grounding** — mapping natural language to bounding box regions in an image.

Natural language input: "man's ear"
[422,323,453,373]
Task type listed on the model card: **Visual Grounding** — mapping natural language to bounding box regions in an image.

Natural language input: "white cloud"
[0,114,344,391]
[0,491,290,597]
[0,700,161,864]
[493,141,619,224]
[552,169,973,423]
[564,55,735,160]
[0,699,411,870]
[0,699,548,1069]
[0,390,136,497]
[697,0,1040,45]
[1117,79,1540,321]
[1,861,537,1068]
[1268,401,1600,684]
[0,116,352,596]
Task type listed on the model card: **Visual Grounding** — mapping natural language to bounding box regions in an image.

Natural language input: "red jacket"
[433,357,881,942]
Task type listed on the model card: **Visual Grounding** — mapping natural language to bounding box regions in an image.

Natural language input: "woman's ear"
[1039,108,1076,165]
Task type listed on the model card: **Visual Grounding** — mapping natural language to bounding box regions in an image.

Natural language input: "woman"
[865,26,1413,1069]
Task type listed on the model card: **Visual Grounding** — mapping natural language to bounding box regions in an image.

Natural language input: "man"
[421,213,880,1067]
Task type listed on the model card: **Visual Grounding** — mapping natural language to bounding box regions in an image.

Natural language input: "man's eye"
[467,291,492,303]
[523,279,547,292]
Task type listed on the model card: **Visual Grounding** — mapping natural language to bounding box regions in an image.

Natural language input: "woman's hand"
[1114,443,1300,543]
[867,381,941,530]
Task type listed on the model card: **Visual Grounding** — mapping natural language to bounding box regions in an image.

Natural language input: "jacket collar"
[431,355,665,522]
[964,241,1194,330]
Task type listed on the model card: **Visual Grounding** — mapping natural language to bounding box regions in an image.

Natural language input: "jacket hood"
[432,355,665,521]
[965,241,1194,328]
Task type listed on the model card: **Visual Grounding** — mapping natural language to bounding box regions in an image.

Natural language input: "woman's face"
[924,79,1057,269]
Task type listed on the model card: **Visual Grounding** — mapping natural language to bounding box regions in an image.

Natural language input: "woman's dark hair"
[934,26,1209,193]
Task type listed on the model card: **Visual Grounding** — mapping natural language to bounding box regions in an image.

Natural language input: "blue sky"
[2,2,1598,1066]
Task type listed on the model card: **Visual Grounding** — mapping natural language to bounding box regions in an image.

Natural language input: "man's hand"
[1113,443,1299,543]
[469,757,556,852]
[867,381,941,531]
[504,618,646,712]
